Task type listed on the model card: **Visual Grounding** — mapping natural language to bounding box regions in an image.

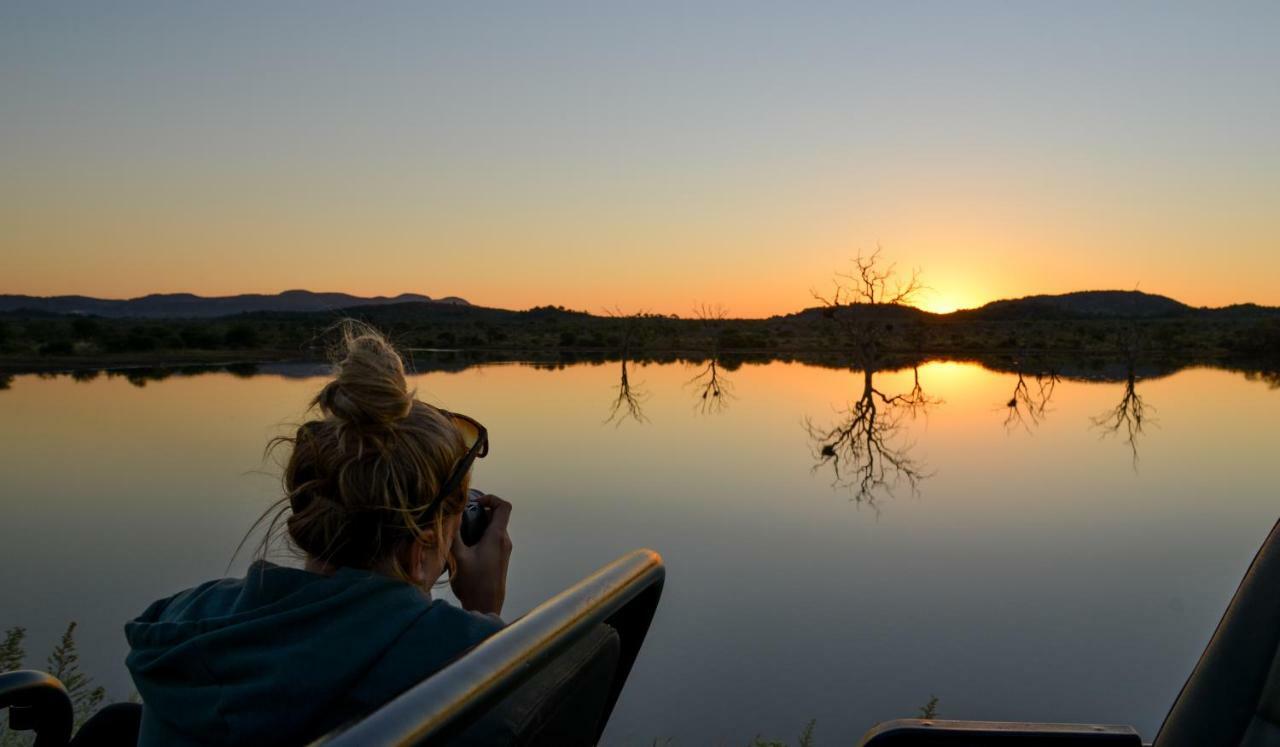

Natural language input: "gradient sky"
[3,2,1277,315]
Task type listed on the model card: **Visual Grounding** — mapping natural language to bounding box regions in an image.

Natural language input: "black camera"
[460,488,490,546]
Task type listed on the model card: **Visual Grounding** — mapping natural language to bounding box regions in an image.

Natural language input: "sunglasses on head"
[430,409,489,509]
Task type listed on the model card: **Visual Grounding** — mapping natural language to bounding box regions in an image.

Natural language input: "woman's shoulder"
[347,599,504,708]
[388,599,504,670]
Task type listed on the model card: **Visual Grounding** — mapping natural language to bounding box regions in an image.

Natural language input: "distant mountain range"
[0,288,1275,321]
[958,290,1278,320]
[0,290,470,318]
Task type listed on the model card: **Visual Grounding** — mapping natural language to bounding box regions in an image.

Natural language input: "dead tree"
[812,248,924,368]
[806,250,937,502]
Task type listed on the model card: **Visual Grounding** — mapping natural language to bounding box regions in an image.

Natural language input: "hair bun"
[314,322,413,425]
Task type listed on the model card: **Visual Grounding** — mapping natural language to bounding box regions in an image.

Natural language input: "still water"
[1,358,1277,744]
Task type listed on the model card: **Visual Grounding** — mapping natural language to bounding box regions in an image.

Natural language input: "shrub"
[179,326,222,349]
[223,323,260,349]
[70,318,101,340]
[38,339,74,355]
[124,329,157,352]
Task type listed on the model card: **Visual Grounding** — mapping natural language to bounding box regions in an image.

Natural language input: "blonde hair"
[250,321,470,586]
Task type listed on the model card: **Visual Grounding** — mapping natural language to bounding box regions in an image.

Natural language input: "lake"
[1,356,1277,744]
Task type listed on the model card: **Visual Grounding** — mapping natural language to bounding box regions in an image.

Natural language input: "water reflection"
[1002,361,1060,433]
[4,353,1276,485]
[1091,364,1154,467]
[687,356,734,415]
[1242,368,1280,390]
[3,356,1280,744]
[805,365,937,503]
[605,357,649,426]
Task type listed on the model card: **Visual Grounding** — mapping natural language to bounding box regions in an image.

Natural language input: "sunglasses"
[431,409,489,510]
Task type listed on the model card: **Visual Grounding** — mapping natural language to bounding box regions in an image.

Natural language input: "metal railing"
[313,548,666,746]
[0,670,72,747]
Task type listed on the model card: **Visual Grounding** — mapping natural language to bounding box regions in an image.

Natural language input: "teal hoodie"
[125,561,502,746]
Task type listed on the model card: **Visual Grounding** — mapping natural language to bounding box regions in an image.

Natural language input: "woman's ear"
[405,541,427,584]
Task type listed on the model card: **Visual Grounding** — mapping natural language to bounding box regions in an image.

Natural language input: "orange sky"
[3,4,1278,317]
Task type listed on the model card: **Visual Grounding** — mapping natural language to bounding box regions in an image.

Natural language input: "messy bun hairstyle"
[249,321,471,586]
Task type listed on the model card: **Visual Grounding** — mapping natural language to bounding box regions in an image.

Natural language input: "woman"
[123,323,513,746]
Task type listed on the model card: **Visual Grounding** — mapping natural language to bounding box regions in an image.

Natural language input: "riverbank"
[2,303,1277,376]
[3,347,1275,390]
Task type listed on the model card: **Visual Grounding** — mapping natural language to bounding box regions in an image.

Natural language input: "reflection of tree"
[1092,365,1152,467]
[688,357,733,415]
[1090,325,1156,467]
[118,368,175,388]
[1003,366,1059,432]
[1243,369,1280,390]
[226,362,260,378]
[605,357,648,426]
[806,367,935,503]
[603,309,651,426]
[686,303,735,415]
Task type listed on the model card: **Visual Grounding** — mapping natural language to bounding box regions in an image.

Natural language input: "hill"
[0,290,469,318]
[959,290,1192,320]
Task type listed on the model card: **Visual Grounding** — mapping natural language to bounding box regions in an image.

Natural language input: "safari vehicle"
[6,520,1280,746]
[1,549,664,746]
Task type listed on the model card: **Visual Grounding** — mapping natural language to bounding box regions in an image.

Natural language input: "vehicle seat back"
[1155,520,1280,747]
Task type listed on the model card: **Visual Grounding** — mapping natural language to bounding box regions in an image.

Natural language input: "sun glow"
[913,290,981,315]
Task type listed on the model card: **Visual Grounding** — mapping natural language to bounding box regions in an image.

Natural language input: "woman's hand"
[450,493,512,616]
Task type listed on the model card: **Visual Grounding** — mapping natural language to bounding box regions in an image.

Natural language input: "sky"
[3,1,1278,316]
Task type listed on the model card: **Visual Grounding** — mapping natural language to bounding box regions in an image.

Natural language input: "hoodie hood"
[125,561,439,746]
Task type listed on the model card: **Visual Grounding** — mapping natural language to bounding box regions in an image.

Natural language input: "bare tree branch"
[813,248,925,368]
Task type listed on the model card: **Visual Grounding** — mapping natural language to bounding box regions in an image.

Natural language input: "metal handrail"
[0,670,73,747]
[313,548,665,746]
